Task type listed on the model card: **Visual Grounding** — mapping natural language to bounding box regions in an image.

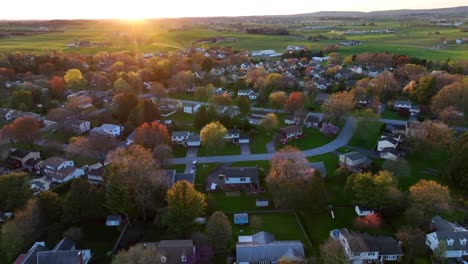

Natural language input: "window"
[240,177,246,182]
[460,238,467,245]
[160,256,167,263]
[447,239,454,246]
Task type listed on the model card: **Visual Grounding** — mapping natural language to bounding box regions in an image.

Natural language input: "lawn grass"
[207,192,265,212]
[381,109,409,121]
[348,121,383,149]
[280,127,334,151]
[249,133,273,154]
[197,143,240,157]
[195,163,219,186]
[172,144,187,158]
[41,131,78,144]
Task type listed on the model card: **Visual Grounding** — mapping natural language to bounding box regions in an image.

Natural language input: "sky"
[1,0,467,20]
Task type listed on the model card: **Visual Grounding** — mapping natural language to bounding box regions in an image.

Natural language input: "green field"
[1,20,467,61]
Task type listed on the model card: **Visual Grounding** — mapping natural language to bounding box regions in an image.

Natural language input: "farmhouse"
[331,228,404,263]
[426,216,468,259]
[236,231,305,264]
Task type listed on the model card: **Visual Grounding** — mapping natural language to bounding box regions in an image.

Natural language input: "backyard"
[280,127,335,151]
[197,143,240,157]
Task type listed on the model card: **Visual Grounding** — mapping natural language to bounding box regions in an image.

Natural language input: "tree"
[406,121,452,160]
[354,213,382,231]
[438,106,465,126]
[69,134,118,166]
[107,145,167,221]
[152,144,174,168]
[194,106,217,131]
[200,122,227,153]
[267,146,317,209]
[445,132,468,195]
[209,94,233,107]
[409,180,451,213]
[62,178,105,223]
[346,170,399,210]
[373,71,400,100]
[134,121,169,149]
[382,159,411,178]
[64,69,85,90]
[396,226,426,258]
[49,76,66,99]
[433,240,447,264]
[269,91,287,113]
[11,90,33,110]
[237,96,251,116]
[113,92,138,124]
[320,123,339,137]
[150,81,167,100]
[126,99,161,131]
[113,244,161,264]
[0,172,30,212]
[352,109,380,146]
[411,75,436,105]
[431,82,467,114]
[321,91,355,123]
[2,116,40,145]
[37,191,62,224]
[195,84,214,100]
[260,113,279,132]
[105,175,132,215]
[167,180,207,235]
[320,239,347,264]
[284,92,306,113]
[113,78,133,94]
[206,211,232,250]
[63,226,83,243]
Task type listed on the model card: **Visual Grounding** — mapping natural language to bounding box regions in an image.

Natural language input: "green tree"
[320,239,347,264]
[37,191,62,224]
[0,172,30,212]
[62,178,105,223]
[200,121,227,153]
[105,175,132,215]
[237,95,251,116]
[126,99,161,132]
[433,240,447,263]
[64,69,86,90]
[113,92,138,124]
[11,90,33,110]
[167,181,207,235]
[206,211,232,250]
[352,109,380,146]
[445,132,468,195]
[411,75,436,104]
[113,78,133,94]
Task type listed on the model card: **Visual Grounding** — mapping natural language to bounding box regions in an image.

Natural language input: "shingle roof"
[224,167,259,182]
[342,151,367,161]
[172,131,190,137]
[52,238,75,251]
[43,157,67,168]
[280,125,302,134]
[174,173,195,184]
[36,250,85,264]
[11,149,31,158]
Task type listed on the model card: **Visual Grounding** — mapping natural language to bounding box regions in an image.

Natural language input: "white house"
[171,131,190,144]
[64,119,91,134]
[51,166,85,183]
[380,148,402,161]
[237,89,258,100]
[223,167,259,187]
[339,152,369,172]
[355,205,375,216]
[183,103,201,114]
[377,137,399,151]
[393,100,412,110]
[87,167,105,184]
[426,216,468,259]
[331,228,404,263]
[90,124,123,137]
[312,56,330,62]
[42,157,74,175]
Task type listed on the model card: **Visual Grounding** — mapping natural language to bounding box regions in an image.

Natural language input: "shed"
[355,205,375,217]
[256,199,269,208]
[106,214,122,226]
[234,213,249,225]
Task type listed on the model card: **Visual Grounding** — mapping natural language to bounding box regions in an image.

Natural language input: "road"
[168,117,355,165]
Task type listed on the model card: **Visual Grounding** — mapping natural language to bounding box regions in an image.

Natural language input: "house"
[248,111,271,125]
[339,152,370,172]
[159,170,195,187]
[223,167,259,188]
[304,114,322,128]
[380,148,402,161]
[410,105,420,116]
[386,124,406,135]
[237,89,258,100]
[90,124,123,137]
[0,212,13,223]
[51,166,85,183]
[64,119,91,134]
[87,167,105,184]
[183,102,201,114]
[312,56,330,62]
[278,125,303,144]
[234,213,249,225]
[171,131,191,144]
[315,93,330,104]
[393,100,412,110]
[149,240,196,264]
[355,205,375,216]
[42,157,74,175]
[106,214,122,226]
[10,149,41,167]
[426,216,468,258]
[256,199,269,208]
[216,106,240,118]
[284,116,299,125]
[331,228,404,263]
[236,231,305,264]
[377,137,399,151]
[286,45,306,51]
[225,129,240,140]
[13,238,92,264]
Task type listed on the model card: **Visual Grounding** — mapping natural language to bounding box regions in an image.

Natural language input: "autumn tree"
[107,145,167,221]
[150,81,168,100]
[209,94,233,107]
[237,95,251,116]
[167,180,207,235]
[445,132,468,195]
[69,134,118,166]
[113,244,161,264]
[125,99,160,131]
[134,121,169,150]
[200,121,227,153]
[62,178,105,223]
[113,78,133,94]
[354,213,382,231]
[406,121,452,159]
[260,113,279,133]
[269,91,287,113]
[373,71,400,100]
[321,91,355,123]
[47,107,75,122]
[113,92,138,124]
[2,116,40,145]
[64,68,86,90]
[206,211,232,250]
[409,180,451,213]
[0,172,30,212]
[396,226,426,259]
[267,146,320,209]
[411,75,436,105]
[105,174,132,216]
[152,144,173,168]
[382,159,411,178]
[49,76,66,99]
[284,92,306,113]
[346,170,401,210]
[195,84,214,99]
[170,70,194,96]
[431,82,467,114]
[320,239,347,264]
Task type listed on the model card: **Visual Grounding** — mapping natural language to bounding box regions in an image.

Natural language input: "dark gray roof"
[280,125,302,134]
[43,157,67,168]
[51,167,79,180]
[381,147,400,156]
[20,243,49,264]
[342,151,367,161]
[150,240,195,264]
[88,167,104,177]
[25,158,42,167]
[36,250,85,264]
[11,149,32,158]
[236,231,305,263]
[340,228,403,256]
[187,134,200,142]
[378,137,398,145]
[159,170,176,186]
[431,216,468,251]
[172,131,190,137]
[174,173,195,184]
[52,238,75,251]
[224,167,259,182]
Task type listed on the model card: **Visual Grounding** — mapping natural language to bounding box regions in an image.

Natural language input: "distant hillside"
[296,6,468,18]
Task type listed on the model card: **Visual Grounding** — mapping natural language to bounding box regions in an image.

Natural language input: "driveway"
[186,147,199,158]
[265,141,275,153]
[240,143,251,155]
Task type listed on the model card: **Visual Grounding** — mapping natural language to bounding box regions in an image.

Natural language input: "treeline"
[245,27,289,35]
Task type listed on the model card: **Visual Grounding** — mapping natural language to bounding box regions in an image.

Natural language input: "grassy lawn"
[207,192,266,212]
[41,131,79,144]
[198,144,240,157]
[280,127,334,151]
[79,224,121,264]
[348,121,383,149]
[381,109,409,121]
[172,144,187,158]
[249,133,273,154]
[169,111,195,124]
[195,163,219,186]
